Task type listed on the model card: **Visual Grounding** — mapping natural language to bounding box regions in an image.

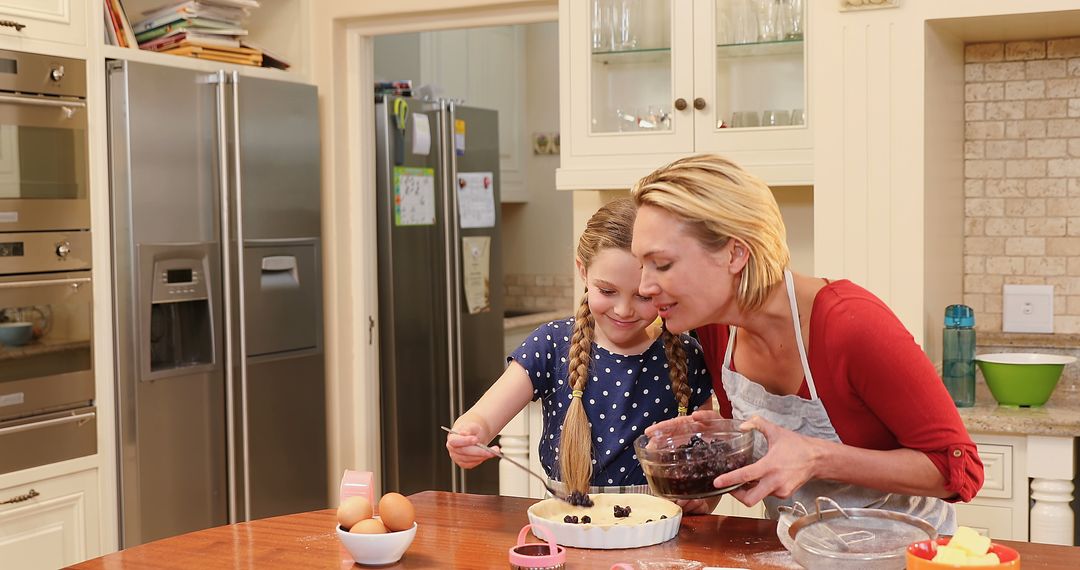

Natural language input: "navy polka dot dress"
[509,318,713,488]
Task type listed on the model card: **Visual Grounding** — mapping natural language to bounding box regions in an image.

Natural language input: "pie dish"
[526,493,682,549]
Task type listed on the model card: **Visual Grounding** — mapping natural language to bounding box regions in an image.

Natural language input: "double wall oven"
[0,49,94,475]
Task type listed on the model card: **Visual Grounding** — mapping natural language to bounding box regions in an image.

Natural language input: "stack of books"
[132,0,264,66]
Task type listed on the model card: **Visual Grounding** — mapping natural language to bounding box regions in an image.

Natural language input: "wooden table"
[71,491,1080,569]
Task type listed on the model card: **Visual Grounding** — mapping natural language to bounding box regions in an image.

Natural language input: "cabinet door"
[0,0,86,46]
[0,468,100,569]
[954,503,1016,541]
[566,0,695,157]
[692,0,811,183]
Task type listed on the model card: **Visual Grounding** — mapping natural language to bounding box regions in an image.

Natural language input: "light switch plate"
[1002,284,1053,333]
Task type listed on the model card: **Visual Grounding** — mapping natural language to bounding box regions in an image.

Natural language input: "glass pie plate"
[526,493,681,549]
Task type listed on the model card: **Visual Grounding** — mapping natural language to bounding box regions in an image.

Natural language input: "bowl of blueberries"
[633,418,762,500]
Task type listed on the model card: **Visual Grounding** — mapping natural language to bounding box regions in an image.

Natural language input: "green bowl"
[975,353,1076,407]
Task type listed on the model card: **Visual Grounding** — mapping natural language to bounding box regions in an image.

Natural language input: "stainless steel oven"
[0,236,93,474]
[0,49,88,232]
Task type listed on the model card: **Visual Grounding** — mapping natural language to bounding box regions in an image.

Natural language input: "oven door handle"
[0,93,86,109]
[0,411,95,436]
[0,277,90,289]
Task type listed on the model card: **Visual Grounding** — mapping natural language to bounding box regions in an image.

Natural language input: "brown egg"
[349,518,387,534]
[378,492,416,532]
[337,496,373,529]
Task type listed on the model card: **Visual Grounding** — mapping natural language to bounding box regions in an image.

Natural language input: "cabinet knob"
[0,20,25,32]
[56,241,71,258]
[50,66,65,82]
[693,98,707,111]
[674,98,688,111]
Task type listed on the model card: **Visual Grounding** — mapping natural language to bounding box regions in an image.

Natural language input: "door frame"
[322,2,556,500]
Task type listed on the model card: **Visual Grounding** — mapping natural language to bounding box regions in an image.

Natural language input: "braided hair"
[558,198,694,493]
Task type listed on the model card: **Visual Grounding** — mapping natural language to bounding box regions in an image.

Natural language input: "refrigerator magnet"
[454,119,466,156]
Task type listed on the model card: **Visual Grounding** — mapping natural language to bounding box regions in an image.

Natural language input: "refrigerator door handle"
[214,70,242,525]
[446,101,468,493]
[440,101,461,493]
[229,70,253,522]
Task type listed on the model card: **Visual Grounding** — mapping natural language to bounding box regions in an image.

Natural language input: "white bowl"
[526,493,681,549]
[336,519,417,566]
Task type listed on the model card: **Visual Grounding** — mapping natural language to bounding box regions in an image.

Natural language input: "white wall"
[502,22,573,278]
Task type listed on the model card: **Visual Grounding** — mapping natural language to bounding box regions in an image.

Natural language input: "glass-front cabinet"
[558,0,811,189]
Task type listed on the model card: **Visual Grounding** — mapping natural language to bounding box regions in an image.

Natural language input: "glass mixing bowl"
[633,418,759,500]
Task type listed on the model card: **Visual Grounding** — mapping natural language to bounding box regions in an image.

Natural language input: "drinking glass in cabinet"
[762,109,791,126]
[791,108,805,125]
[592,0,644,52]
[590,0,673,135]
[714,0,806,132]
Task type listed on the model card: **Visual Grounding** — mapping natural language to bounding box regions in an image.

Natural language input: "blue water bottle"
[943,304,976,407]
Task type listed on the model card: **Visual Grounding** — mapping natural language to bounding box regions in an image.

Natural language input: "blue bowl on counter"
[0,322,32,347]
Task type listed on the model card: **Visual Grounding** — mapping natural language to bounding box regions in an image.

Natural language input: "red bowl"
[907,537,1020,569]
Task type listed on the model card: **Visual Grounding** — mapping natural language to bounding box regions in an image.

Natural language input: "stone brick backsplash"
[504,273,576,312]
[964,38,1080,334]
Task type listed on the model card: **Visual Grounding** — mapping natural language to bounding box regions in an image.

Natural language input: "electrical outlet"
[1002,284,1053,333]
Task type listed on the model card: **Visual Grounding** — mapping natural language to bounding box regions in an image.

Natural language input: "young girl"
[446,198,713,494]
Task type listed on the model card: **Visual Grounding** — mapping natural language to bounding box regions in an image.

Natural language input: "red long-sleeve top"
[697,279,984,502]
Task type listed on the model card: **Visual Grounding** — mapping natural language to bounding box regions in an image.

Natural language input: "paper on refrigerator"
[393,166,436,226]
[411,112,431,155]
[462,236,491,314]
[456,171,495,228]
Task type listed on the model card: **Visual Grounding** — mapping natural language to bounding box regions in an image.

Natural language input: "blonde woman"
[631,154,983,532]
[446,198,712,494]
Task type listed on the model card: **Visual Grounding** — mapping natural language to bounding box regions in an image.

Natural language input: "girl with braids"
[446,198,712,496]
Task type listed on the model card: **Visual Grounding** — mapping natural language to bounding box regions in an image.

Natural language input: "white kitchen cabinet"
[0,0,85,47]
[0,464,101,569]
[955,434,1028,541]
[558,0,811,190]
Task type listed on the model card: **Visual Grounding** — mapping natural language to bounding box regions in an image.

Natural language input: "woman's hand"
[712,415,823,507]
[445,422,499,469]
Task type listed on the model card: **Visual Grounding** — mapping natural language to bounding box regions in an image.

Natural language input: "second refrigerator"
[108,61,328,546]
[375,97,504,496]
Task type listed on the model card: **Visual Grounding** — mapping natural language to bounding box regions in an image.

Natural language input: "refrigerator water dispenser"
[139,245,217,380]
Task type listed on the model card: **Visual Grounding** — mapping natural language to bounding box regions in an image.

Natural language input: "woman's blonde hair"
[631,154,789,312]
[560,197,690,493]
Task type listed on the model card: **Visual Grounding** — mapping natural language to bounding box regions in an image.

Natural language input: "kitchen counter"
[503,308,571,331]
[958,401,1080,438]
[68,491,1080,569]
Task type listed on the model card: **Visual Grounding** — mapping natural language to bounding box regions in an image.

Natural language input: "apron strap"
[784,269,819,400]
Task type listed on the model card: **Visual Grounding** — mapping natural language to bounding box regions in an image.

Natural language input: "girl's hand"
[711,415,822,507]
[643,409,724,437]
[445,423,500,469]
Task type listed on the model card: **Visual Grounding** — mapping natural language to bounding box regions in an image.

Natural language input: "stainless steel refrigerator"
[107,61,328,547]
[375,97,504,496]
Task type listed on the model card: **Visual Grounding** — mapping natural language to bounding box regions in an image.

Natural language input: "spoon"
[439,425,582,505]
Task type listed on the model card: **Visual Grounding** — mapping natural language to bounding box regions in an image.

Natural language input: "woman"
[630,154,983,532]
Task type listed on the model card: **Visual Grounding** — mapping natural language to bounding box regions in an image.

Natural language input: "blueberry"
[564,515,574,523]
[581,515,591,524]
[660,515,668,519]
[566,490,594,507]
[645,519,653,523]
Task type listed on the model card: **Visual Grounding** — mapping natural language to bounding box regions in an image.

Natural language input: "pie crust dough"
[530,493,680,526]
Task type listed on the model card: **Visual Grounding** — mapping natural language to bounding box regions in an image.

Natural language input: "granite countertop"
[957,378,1080,438]
[503,308,572,331]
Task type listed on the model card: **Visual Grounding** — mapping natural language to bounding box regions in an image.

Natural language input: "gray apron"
[720,270,956,533]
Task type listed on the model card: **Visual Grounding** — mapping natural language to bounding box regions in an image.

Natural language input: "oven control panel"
[0,232,90,275]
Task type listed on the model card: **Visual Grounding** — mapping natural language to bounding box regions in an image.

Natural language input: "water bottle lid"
[945,304,975,328]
